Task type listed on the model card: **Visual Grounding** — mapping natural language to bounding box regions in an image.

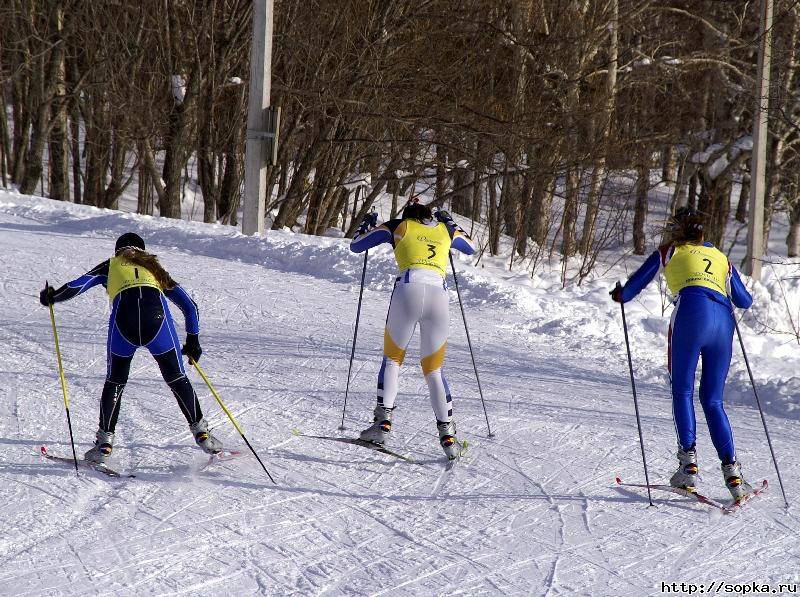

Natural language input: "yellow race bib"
[107,256,161,298]
[393,220,451,276]
[664,244,729,296]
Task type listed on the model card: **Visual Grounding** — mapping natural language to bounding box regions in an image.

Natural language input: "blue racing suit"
[49,259,205,432]
[618,242,752,464]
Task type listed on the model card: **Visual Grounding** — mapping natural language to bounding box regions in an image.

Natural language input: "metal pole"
[733,319,789,508]
[242,0,274,236]
[47,291,79,473]
[744,0,773,281]
[191,360,276,484]
[340,251,368,430]
[617,284,654,506]
[449,254,493,437]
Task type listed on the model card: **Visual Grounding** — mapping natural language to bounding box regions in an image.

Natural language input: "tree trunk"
[218,152,240,225]
[488,174,500,255]
[661,146,677,184]
[579,163,605,255]
[788,198,800,257]
[102,131,131,210]
[47,4,68,201]
[580,0,617,256]
[530,175,554,247]
[735,175,749,223]
[560,166,579,257]
[137,143,153,215]
[20,2,67,196]
[633,162,648,255]
[68,56,82,204]
[451,162,472,217]
[141,138,168,212]
[83,91,111,207]
[513,162,535,258]
[197,93,218,223]
[160,103,192,219]
[0,96,10,187]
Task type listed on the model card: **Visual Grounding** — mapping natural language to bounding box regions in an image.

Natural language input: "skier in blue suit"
[611,208,754,500]
[39,232,223,464]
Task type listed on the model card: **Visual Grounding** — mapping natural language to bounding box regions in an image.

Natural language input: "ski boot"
[669,447,698,491]
[190,418,224,454]
[437,420,462,461]
[721,461,753,501]
[359,405,393,446]
[84,429,115,464]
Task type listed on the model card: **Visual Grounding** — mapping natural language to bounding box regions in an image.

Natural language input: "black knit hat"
[115,232,145,254]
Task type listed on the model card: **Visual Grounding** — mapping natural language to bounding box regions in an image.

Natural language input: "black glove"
[434,210,453,224]
[434,210,468,237]
[39,284,55,306]
[357,212,378,235]
[610,284,623,303]
[182,333,202,362]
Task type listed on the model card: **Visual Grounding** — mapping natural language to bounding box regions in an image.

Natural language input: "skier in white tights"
[350,200,476,459]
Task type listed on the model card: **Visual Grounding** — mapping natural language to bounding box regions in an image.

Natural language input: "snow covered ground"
[1,189,799,596]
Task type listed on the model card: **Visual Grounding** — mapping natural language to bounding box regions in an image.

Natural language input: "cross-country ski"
[197,449,246,471]
[292,429,416,463]
[40,445,135,478]
[616,477,768,514]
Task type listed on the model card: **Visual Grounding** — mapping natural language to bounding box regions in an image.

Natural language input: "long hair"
[117,248,176,290]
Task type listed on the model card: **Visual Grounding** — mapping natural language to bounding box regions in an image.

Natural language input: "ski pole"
[340,249,368,430]
[46,285,79,473]
[190,360,276,484]
[449,253,493,437]
[733,318,789,508]
[616,283,654,506]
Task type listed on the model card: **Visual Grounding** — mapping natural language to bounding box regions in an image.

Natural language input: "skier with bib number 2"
[39,232,223,464]
[611,208,754,501]
[350,200,476,460]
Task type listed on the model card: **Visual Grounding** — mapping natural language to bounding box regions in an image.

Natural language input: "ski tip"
[40,445,48,456]
[615,476,622,484]
[291,427,301,436]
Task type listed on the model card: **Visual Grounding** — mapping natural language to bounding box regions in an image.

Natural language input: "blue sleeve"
[620,251,661,303]
[451,233,476,256]
[350,225,392,253]
[51,261,109,303]
[729,267,753,309]
[164,285,200,334]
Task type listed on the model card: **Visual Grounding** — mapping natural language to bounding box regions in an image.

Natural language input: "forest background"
[2,0,800,283]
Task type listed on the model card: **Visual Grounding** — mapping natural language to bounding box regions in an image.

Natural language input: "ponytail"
[117,248,176,290]
[660,208,705,250]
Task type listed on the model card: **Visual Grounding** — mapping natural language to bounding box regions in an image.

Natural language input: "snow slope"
[1,190,799,596]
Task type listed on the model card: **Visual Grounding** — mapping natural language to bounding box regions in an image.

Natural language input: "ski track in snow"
[1,195,799,596]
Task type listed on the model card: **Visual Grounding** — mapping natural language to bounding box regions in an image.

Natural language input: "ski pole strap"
[191,360,245,436]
